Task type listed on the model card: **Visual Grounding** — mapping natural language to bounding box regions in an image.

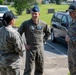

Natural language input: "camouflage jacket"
[0,25,24,68]
[68,20,76,49]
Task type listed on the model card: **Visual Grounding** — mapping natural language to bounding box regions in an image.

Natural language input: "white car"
[0,5,9,27]
[0,5,9,18]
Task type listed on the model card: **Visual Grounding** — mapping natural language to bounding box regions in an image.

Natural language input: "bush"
[13,1,26,15]
[0,0,4,5]
[55,0,61,4]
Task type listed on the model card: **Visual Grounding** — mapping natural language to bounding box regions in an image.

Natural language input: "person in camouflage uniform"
[18,5,50,75]
[65,3,76,75]
[0,11,24,75]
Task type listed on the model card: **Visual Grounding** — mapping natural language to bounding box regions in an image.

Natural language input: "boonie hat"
[32,5,40,12]
[3,11,16,24]
[68,3,76,12]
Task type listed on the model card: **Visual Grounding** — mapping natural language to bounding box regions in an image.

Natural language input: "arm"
[43,24,51,43]
[65,34,70,43]
[18,22,25,36]
[13,32,25,56]
[18,22,27,48]
[18,21,31,50]
[67,26,76,44]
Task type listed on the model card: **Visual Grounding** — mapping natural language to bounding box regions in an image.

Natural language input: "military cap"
[68,3,76,12]
[3,11,16,24]
[32,5,40,12]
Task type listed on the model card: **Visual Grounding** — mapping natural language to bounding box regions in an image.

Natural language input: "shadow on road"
[44,39,68,56]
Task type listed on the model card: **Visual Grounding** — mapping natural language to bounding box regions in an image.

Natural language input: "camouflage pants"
[68,50,76,75]
[0,67,20,75]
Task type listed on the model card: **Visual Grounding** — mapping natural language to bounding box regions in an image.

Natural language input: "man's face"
[69,10,76,20]
[31,12,40,20]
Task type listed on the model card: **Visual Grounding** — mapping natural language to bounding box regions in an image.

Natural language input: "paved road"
[44,41,68,75]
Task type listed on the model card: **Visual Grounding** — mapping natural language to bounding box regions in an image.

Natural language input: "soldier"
[0,11,24,75]
[65,3,76,75]
[18,5,50,75]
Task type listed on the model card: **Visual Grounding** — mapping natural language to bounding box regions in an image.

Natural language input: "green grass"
[8,4,69,27]
[68,73,70,75]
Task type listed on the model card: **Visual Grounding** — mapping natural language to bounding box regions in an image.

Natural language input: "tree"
[50,0,55,3]
[63,0,67,1]
[0,0,4,5]
[55,0,62,4]
[7,0,35,15]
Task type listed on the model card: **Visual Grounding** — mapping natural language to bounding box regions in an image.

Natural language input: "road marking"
[46,42,67,56]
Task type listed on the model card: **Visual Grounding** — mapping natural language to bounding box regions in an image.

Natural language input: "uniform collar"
[30,18,40,25]
[4,25,14,30]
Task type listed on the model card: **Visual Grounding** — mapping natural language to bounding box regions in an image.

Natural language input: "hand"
[65,34,70,43]
[25,44,31,50]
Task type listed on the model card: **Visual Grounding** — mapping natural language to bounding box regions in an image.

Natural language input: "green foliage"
[0,0,4,5]
[7,0,35,15]
[68,72,70,75]
[55,0,62,4]
[13,1,26,15]
[63,0,67,1]
[7,0,11,2]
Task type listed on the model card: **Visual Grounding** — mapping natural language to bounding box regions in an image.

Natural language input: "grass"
[68,73,70,75]
[8,4,69,27]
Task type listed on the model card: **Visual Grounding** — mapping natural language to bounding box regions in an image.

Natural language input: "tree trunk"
[55,0,62,4]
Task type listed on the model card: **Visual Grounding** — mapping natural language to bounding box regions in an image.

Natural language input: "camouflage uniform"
[0,25,24,75]
[67,20,76,75]
[18,19,50,75]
